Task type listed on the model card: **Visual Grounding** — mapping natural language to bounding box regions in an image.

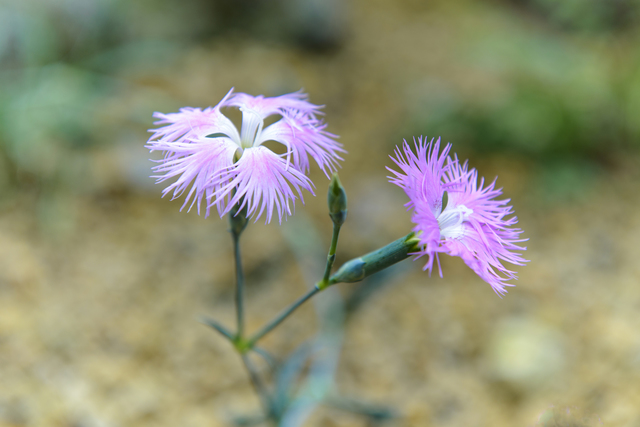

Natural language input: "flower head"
[388,136,527,295]
[146,89,344,223]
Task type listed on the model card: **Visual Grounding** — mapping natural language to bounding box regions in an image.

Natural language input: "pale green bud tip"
[327,173,347,226]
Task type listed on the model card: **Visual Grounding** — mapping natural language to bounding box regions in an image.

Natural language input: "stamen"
[437,203,473,240]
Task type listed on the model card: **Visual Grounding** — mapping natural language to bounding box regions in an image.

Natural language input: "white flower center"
[239,106,264,149]
[437,202,473,240]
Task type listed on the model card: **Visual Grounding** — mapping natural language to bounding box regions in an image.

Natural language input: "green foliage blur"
[2,0,640,194]
[0,0,343,194]
[0,0,212,190]
[406,0,640,163]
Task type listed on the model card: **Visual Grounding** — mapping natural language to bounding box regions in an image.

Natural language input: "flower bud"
[330,233,420,284]
[327,173,347,226]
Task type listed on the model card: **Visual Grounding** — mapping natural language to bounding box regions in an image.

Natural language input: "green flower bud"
[330,233,420,284]
[327,173,347,226]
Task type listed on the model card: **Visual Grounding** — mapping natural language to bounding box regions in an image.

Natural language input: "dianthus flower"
[387,137,527,295]
[146,89,343,223]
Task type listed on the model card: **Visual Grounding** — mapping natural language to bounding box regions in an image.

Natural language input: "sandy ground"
[3,158,640,427]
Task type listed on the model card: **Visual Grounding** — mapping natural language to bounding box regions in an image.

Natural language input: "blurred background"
[1,0,640,425]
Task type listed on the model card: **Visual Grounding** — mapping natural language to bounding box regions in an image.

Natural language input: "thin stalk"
[229,195,248,339]
[252,347,277,370]
[202,317,235,341]
[321,223,341,286]
[246,216,344,347]
[233,232,245,338]
[241,353,275,420]
[324,395,397,421]
[247,286,320,347]
[228,206,273,421]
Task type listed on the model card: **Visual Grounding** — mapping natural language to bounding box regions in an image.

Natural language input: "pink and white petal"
[410,212,445,276]
[444,160,528,285]
[148,103,240,146]
[388,136,527,294]
[258,116,344,175]
[151,137,238,217]
[213,146,315,224]
[224,91,323,119]
[443,225,521,296]
[387,137,451,215]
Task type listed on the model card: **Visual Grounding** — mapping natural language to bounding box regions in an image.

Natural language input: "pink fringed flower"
[146,89,344,223]
[388,137,527,295]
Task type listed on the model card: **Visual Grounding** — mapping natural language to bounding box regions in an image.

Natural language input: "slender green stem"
[324,395,397,420]
[252,347,277,370]
[321,223,341,285]
[229,196,248,339]
[201,316,280,370]
[228,206,274,421]
[241,354,275,420]
[246,216,344,347]
[247,286,320,347]
[233,232,245,338]
[201,317,235,341]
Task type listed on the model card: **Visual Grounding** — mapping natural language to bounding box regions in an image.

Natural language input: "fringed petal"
[257,113,344,175]
[388,136,528,295]
[212,147,315,224]
[149,137,238,217]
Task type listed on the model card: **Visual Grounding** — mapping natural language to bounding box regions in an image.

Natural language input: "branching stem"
[247,286,320,347]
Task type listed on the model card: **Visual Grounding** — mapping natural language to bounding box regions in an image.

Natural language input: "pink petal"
[387,136,528,295]
[150,137,238,217]
[258,113,344,175]
[212,146,315,224]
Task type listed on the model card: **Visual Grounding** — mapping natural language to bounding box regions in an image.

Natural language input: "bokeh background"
[1,0,640,425]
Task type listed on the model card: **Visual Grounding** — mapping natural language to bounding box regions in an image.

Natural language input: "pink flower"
[146,89,344,223]
[387,137,527,295]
